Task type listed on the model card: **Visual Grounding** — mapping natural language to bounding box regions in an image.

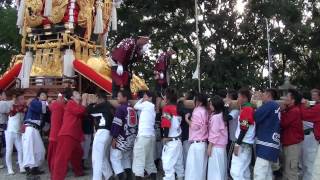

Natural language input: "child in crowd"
[207,95,228,180]
[184,93,209,180]
[110,90,138,180]
[161,89,184,180]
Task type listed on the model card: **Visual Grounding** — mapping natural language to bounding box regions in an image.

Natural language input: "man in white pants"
[22,90,47,176]
[110,90,138,180]
[161,89,184,180]
[132,91,157,180]
[87,91,114,180]
[301,89,320,180]
[5,92,26,175]
[230,88,255,180]
[0,91,12,169]
[253,89,281,180]
[300,89,320,180]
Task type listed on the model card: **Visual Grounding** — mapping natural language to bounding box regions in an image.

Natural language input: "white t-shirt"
[7,112,24,133]
[229,109,240,142]
[134,99,156,137]
[0,100,13,124]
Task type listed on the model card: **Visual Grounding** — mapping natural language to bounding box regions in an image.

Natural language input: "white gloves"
[160,72,164,79]
[116,64,124,76]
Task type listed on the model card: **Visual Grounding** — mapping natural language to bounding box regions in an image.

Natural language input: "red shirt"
[280,105,304,146]
[301,103,320,141]
[49,101,65,142]
[58,100,86,142]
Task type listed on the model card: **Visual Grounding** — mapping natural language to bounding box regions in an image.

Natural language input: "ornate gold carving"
[77,0,95,40]
[30,48,63,77]
[25,0,68,28]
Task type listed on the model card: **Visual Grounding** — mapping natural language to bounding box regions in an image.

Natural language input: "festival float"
[0,0,148,98]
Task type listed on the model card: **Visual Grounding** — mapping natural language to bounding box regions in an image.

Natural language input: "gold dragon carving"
[25,0,68,27]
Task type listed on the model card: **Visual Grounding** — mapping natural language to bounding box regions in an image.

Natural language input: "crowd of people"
[0,87,319,180]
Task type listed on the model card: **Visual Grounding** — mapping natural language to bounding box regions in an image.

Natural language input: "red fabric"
[58,100,86,142]
[111,38,142,66]
[301,104,320,141]
[42,18,52,25]
[0,63,22,90]
[280,105,304,146]
[52,136,84,180]
[47,141,57,174]
[49,101,65,142]
[155,52,170,85]
[9,104,26,117]
[62,2,79,24]
[239,106,255,131]
[111,70,129,86]
[161,105,178,128]
[73,60,112,94]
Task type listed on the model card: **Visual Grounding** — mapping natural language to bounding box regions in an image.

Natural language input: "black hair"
[36,89,47,98]
[63,88,73,100]
[165,88,178,104]
[15,89,24,97]
[118,90,130,100]
[288,89,302,105]
[144,90,156,104]
[211,95,229,123]
[96,90,108,101]
[238,88,252,102]
[217,89,227,98]
[195,93,208,107]
[186,90,195,100]
[265,88,279,100]
[227,90,238,100]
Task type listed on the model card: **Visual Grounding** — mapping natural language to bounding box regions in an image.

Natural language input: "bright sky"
[235,0,247,14]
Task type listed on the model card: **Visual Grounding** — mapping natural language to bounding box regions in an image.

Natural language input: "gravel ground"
[0,152,163,180]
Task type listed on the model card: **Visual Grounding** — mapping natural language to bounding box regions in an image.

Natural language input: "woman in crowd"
[184,93,209,180]
[207,95,228,180]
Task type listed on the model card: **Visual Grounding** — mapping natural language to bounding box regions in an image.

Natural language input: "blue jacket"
[254,100,280,162]
[25,98,43,122]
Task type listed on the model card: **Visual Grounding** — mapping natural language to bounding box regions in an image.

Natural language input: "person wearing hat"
[47,89,71,174]
[87,90,114,180]
[111,36,150,98]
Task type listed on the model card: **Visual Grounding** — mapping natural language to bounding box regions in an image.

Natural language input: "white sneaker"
[20,168,26,173]
[7,170,15,175]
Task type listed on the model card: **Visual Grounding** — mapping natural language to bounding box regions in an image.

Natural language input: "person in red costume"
[111,36,150,98]
[154,49,176,96]
[47,88,72,175]
[52,90,87,180]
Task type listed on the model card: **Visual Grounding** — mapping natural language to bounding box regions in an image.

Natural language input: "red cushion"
[73,60,112,94]
[0,63,22,90]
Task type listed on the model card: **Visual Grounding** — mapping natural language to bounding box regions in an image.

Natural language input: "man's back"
[58,100,86,142]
